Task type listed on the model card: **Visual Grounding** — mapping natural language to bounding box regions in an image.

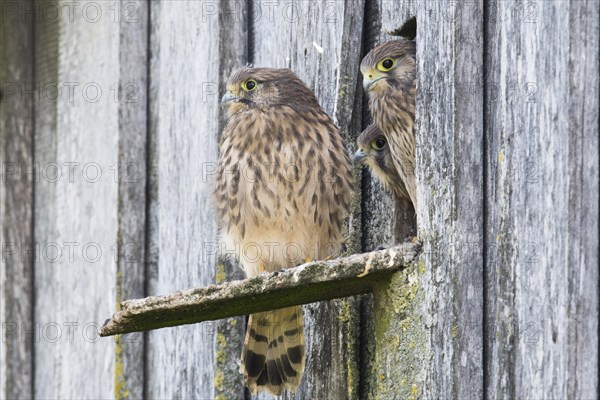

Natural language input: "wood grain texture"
[359,0,395,252]
[415,1,484,398]
[146,2,221,398]
[215,2,249,399]
[484,1,599,398]
[251,1,365,398]
[0,0,35,397]
[331,12,366,399]
[114,1,149,399]
[359,2,424,399]
[100,245,419,336]
[565,4,600,397]
[33,1,119,398]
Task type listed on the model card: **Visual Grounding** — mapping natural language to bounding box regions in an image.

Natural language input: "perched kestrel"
[215,67,353,395]
[361,40,417,209]
[354,124,410,201]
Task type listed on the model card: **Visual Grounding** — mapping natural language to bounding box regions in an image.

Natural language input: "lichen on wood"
[369,259,428,400]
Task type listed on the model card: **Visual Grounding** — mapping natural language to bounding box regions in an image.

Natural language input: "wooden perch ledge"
[100,243,421,336]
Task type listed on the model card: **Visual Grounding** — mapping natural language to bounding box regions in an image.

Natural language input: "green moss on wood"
[213,257,245,399]
[215,263,227,284]
[370,258,427,400]
[114,335,129,400]
[114,272,130,400]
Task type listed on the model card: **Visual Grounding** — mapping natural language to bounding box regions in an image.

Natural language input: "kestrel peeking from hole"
[361,39,417,209]
[354,124,410,202]
[215,67,353,395]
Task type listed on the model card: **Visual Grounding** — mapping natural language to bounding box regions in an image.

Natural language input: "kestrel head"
[354,124,392,171]
[221,67,319,116]
[354,124,409,200]
[360,39,416,94]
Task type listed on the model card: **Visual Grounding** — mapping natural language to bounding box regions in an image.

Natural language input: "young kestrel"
[215,67,353,395]
[361,40,417,209]
[354,124,410,201]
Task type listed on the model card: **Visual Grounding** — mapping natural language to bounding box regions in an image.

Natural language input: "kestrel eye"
[372,137,386,150]
[377,58,395,72]
[243,79,257,91]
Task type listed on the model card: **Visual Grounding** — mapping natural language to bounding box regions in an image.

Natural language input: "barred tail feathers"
[240,306,305,395]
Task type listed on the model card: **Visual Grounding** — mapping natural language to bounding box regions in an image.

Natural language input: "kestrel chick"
[361,39,417,209]
[215,67,353,395]
[354,124,410,201]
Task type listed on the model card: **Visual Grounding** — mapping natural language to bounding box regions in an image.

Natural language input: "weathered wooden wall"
[33,1,120,397]
[114,1,148,398]
[417,1,485,397]
[0,0,35,398]
[1,0,598,399]
[146,2,219,398]
[484,1,599,398]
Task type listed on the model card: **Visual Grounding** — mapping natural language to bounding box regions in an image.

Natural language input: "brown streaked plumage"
[214,67,353,395]
[354,124,410,201]
[361,39,417,209]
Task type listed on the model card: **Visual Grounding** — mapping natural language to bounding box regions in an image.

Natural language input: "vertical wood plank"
[484,1,599,397]
[565,4,599,397]
[416,1,484,398]
[251,1,365,398]
[359,0,396,251]
[33,1,120,397]
[360,3,420,399]
[114,1,149,399]
[0,0,35,397]
[366,1,485,398]
[215,1,248,399]
[146,1,221,398]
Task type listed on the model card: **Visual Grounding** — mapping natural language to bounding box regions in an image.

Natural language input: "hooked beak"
[363,76,384,92]
[221,91,239,105]
[353,149,368,164]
